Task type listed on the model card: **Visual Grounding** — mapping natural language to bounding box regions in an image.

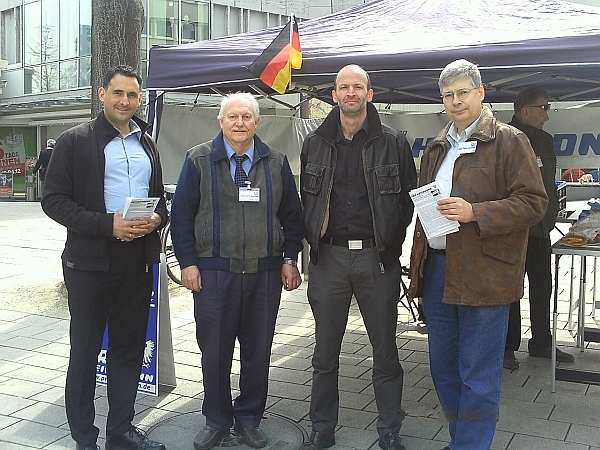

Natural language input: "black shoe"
[193,425,227,450]
[378,431,406,450]
[76,444,100,450]
[234,423,267,448]
[440,447,451,450]
[529,346,575,362]
[105,426,166,450]
[298,430,335,449]
[503,349,519,370]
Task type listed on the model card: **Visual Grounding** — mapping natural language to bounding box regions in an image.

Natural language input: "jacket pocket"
[302,163,326,194]
[375,164,401,194]
[482,237,521,265]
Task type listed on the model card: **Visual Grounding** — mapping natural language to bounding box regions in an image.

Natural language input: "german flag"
[248,19,302,95]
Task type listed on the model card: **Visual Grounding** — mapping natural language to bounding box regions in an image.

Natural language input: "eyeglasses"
[441,87,478,103]
[527,104,551,111]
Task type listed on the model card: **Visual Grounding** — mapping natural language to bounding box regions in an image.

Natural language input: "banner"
[96,264,160,396]
[0,134,27,176]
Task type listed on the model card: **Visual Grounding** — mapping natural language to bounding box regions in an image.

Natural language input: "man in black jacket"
[503,86,574,370]
[42,66,168,450]
[299,65,417,450]
[32,138,55,182]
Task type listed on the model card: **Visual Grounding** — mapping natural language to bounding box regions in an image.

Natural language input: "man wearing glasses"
[503,86,574,370]
[408,59,548,450]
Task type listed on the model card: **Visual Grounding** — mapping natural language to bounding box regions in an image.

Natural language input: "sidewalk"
[0,202,599,449]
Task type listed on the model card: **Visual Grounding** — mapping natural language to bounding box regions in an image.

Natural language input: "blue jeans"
[422,251,509,450]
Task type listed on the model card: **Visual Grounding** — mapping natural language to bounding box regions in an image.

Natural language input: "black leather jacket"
[300,103,417,267]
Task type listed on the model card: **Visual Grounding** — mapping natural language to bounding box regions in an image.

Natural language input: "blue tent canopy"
[147,0,600,105]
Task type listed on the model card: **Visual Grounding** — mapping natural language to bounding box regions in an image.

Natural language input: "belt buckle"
[348,240,363,250]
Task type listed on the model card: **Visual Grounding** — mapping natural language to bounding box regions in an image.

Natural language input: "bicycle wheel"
[161,221,182,285]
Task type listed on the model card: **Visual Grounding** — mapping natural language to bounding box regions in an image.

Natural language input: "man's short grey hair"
[47,138,56,148]
[438,59,482,92]
[217,92,260,120]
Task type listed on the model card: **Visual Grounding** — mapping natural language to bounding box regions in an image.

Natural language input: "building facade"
[0,0,363,195]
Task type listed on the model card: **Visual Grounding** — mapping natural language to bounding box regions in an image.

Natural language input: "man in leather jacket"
[408,59,547,450]
[299,64,417,450]
[503,86,574,370]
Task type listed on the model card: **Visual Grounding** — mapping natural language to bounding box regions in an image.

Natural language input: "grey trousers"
[307,244,405,437]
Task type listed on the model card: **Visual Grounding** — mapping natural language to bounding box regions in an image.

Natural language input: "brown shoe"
[503,350,519,370]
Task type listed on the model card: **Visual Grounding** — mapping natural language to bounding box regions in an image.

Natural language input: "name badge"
[239,187,260,202]
[457,141,477,154]
[537,156,543,167]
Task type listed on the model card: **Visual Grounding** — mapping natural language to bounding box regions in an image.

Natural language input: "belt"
[321,237,375,250]
[428,247,446,254]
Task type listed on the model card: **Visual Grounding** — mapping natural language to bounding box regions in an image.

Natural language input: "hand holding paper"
[409,181,460,239]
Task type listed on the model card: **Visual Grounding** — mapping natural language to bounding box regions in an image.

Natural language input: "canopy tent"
[147,0,600,106]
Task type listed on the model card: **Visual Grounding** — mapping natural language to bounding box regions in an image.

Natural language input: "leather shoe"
[105,426,165,450]
[193,425,226,450]
[503,349,519,370]
[76,445,99,450]
[299,430,335,449]
[529,346,575,362]
[378,431,406,450]
[234,423,267,448]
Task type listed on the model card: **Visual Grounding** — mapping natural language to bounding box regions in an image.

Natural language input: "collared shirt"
[325,119,374,240]
[224,138,255,182]
[104,120,151,213]
[428,111,482,250]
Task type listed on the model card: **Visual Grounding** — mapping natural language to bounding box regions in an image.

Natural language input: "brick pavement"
[1,202,599,449]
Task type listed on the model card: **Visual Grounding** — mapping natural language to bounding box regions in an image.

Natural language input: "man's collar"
[448,110,483,144]
[223,138,255,164]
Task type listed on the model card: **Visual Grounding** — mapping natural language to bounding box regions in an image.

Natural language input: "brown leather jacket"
[408,106,548,306]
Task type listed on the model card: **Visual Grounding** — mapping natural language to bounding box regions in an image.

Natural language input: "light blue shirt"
[428,112,483,250]
[223,138,255,183]
[104,121,151,213]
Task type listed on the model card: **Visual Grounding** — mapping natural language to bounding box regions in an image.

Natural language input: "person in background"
[300,64,417,450]
[408,59,548,450]
[32,138,55,183]
[503,86,573,370]
[170,92,303,450]
[42,65,168,450]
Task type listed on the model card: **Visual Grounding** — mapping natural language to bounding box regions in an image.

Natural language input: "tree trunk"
[91,0,145,119]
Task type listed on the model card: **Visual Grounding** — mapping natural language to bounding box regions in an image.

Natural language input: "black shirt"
[325,120,374,240]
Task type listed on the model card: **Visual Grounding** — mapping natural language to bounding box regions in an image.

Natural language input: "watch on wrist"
[283,258,297,266]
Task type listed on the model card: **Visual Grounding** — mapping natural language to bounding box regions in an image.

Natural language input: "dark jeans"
[506,236,552,352]
[194,269,282,430]
[307,244,405,437]
[63,238,152,446]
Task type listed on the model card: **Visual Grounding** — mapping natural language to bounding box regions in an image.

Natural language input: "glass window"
[40,62,59,91]
[79,0,91,57]
[1,7,22,64]
[181,1,198,42]
[60,60,78,89]
[59,0,79,59]
[79,56,91,87]
[149,0,178,43]
[41,0,59,64]
[24,1,41,65]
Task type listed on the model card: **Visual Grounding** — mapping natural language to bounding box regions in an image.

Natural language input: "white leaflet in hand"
[123,197,160,220]
[409,181,460,239]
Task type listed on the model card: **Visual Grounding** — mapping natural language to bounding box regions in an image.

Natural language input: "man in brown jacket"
[408,59,548,450]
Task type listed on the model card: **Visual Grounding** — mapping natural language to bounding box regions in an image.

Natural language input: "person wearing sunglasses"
[503,86,574,371]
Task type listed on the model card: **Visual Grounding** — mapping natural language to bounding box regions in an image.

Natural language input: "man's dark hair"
[514,86,550,113]
[103,65,143,89]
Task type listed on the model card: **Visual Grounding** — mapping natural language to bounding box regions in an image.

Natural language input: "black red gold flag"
[248,19,302,94]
